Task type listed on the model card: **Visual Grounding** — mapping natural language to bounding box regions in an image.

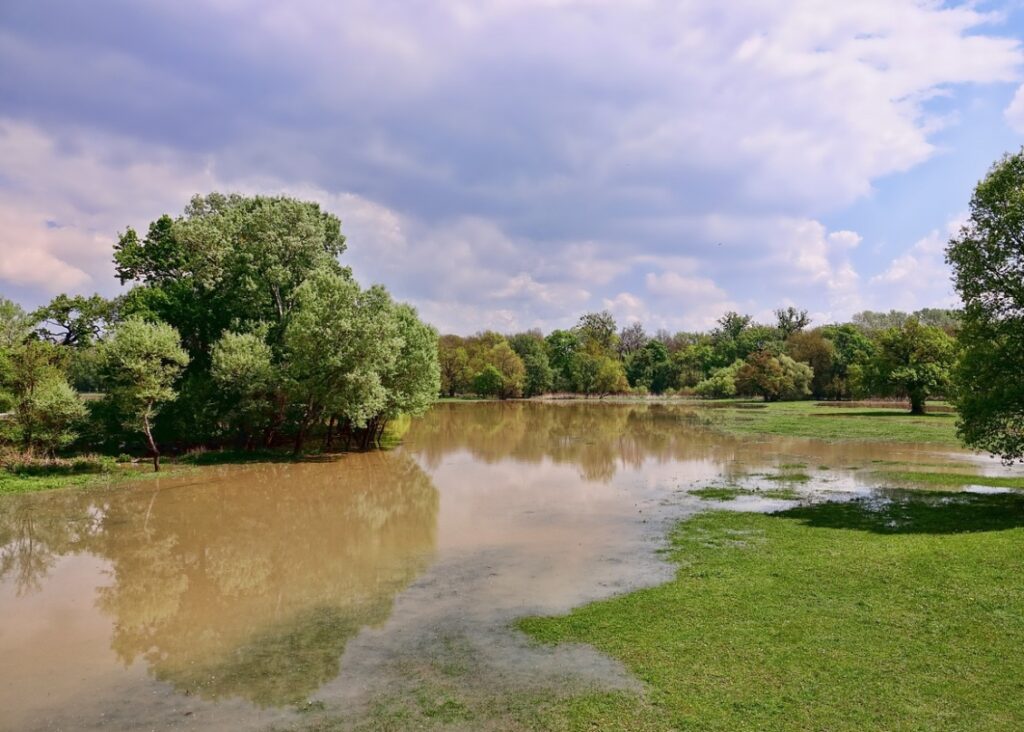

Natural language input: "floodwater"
[0,402,1014,731]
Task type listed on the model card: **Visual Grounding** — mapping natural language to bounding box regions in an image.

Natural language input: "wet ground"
[0,402,1018,731]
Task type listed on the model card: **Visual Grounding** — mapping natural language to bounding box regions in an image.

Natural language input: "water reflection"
[0,452,437,711]
[404,401,953,484]
[0,401,995,731]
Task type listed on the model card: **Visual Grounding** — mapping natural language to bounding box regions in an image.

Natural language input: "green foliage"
[864,318,956,414]
[487,341,526,399]
[695,360,743,398]
[0,296,32,348]
[509,332,553,397]
[573,311,618,354]
[381,304,441,419]
[735,351,813,401]
[544,329,580,391]
[31,293,114,347]
[99,317,189,468]
[785,329,835,398]
[472,365,504,398]
[438,335,471,397]
[626,339,674,393]
[947,149,1024,462]
[775,306,810,338]
[211,328,276,439]
[14,374,87,456]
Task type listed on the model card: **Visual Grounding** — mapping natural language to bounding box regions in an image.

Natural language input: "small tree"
[867,318,955,414]
[15,375,87,456]
[695,360,743,399]
[100,318,189,470]
[592,356,629,397]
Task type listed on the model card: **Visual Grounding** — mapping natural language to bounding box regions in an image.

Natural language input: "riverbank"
[517,489,1024,730]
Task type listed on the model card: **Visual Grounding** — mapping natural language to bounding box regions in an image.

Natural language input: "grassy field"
[702,400,960,445]
[518,490,1024,731]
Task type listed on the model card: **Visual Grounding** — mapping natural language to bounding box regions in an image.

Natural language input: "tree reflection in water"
[0,451,438,708]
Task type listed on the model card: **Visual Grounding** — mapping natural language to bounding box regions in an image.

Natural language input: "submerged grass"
[705,400,959,445]
[518,491,1024,731]
[0,461,174,494]
[689,485,801,501]
[877,470,1024,490]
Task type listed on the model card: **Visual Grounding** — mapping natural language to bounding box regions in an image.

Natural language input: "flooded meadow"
[0,402,1015,731]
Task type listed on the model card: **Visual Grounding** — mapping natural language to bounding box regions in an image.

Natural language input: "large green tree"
[865,319,955,415]
[947,150,1024,461]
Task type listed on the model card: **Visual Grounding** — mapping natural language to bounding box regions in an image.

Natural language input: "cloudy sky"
[2,1,1024,333]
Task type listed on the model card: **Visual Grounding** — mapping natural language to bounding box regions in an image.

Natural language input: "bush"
[695,360,743,399]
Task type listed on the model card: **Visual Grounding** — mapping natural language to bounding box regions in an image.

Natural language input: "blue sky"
[2,0,1024,333]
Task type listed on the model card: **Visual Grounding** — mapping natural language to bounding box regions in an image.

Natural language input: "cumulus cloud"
[867,217,964,312]
[0,1,1019,329]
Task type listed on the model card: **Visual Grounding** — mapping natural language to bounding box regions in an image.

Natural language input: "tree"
[32,294,114,347]
[438,335,471,397]
[695,360,743,399]
[820,324,875,399]
[785,330,835,399]
[282,272,398,453]
[736,351,813,402]
[626,339,673,393]
[617,322,648,357]
[472,365,504,398]
[574,311,618,354]
[775,307,810,339]
[210,329,276,447]
[545,329,580,392]
[947,150,1024,461]
[14,375,87,456]
[487,342,526,399]
[592,356,629,397]
[508,333,553,397]
[100,318,189,470]
[851,310,908,334]
[867,319,955,414]
[0,297,32,349]
[379,304,441,422]
[114,194,348,442]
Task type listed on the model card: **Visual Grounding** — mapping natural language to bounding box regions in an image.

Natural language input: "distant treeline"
[438,306,959,414]
[0,194,440,470]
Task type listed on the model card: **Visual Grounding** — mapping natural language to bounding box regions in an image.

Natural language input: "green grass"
[689,485,801,501]
[0,462,186,494]
[705,400,959,445]
[519,491,1024,731]
[878,470,1024,490]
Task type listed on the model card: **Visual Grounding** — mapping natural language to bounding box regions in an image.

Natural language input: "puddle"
[0,401,1015,731]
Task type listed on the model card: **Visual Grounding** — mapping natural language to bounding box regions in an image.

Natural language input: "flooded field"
[0,402,1015,731]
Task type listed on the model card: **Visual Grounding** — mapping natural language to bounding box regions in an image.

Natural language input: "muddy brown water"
[0,402,1015,731]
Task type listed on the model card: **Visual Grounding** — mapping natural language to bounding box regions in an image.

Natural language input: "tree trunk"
[142,411,160,472]
[909,392,926,415]
[324,415,336,450]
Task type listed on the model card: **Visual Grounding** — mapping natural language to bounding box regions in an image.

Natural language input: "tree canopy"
[947,150,1024,461]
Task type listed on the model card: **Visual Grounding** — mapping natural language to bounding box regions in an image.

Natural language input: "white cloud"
[867,216,963,311]
[1006,82,1024,132]
[1,0,1017,328]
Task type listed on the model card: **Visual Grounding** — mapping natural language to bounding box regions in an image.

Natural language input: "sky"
[2,0,1024,335]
